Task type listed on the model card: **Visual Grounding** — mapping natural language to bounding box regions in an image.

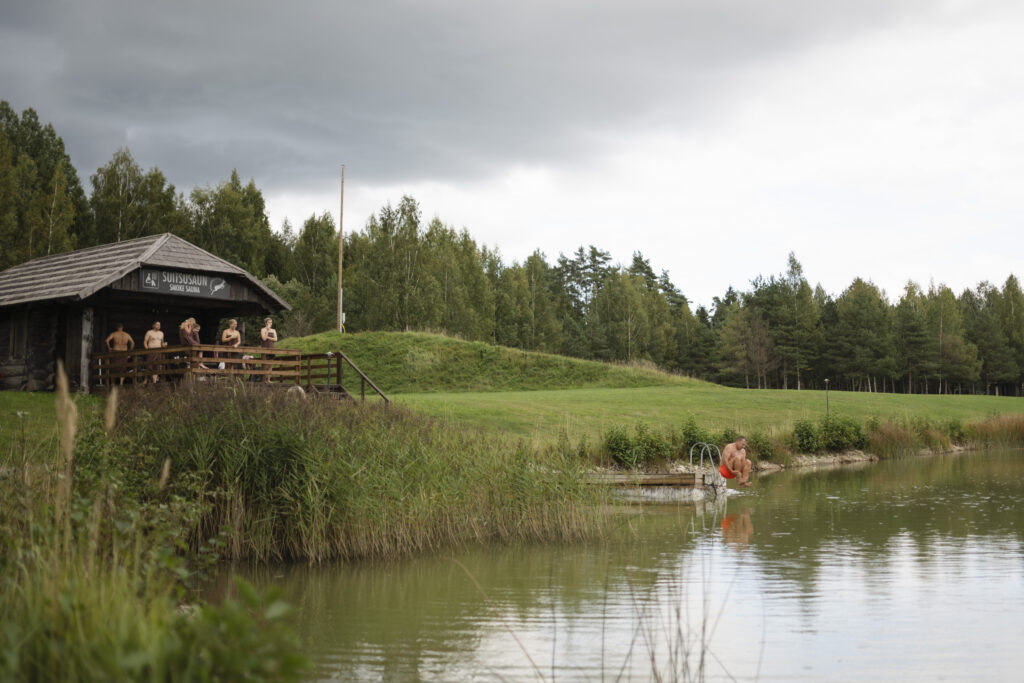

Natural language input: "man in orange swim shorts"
[720,436,752,487]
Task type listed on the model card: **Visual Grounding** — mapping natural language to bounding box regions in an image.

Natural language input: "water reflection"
[721,511,753,550]
[235,449,1024,681]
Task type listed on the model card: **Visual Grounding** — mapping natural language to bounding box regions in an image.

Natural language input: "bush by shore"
[600,412,1024,468]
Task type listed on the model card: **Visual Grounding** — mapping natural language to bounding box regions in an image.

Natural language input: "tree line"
[3,102,1023,396]
[340,198,1024,396]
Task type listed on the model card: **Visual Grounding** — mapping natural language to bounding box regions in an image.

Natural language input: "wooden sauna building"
[0,234,289,392]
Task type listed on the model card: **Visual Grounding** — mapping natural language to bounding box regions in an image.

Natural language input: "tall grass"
[3,372,605,677]
[111,381,606,562]
[966,414,1024,448]
[0,369,307,680]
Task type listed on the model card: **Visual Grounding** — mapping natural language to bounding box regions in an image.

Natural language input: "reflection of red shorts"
[719,464,736,479]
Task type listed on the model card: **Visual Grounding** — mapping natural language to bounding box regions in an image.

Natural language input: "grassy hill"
[282,330,688,394]
[286,331,1024,447]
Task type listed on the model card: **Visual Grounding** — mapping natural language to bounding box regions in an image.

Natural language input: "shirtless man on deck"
[105,324,135,385]
[720,436,752,487]
[142,321,166,383]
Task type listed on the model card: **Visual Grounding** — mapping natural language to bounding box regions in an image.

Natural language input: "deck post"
[79,306,93,393]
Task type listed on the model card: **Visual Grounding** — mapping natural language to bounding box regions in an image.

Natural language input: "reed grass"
[966,413,1024,448]
[0,365,308,680]
[110,381,606,562]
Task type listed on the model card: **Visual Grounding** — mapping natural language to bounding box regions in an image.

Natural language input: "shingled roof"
[0,233,290,309]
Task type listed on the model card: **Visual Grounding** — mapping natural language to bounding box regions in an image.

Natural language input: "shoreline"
[754,443,972,473]
[601,443,977,479]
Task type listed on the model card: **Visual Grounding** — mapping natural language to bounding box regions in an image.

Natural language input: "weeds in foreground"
[3,369,607,678]
[0,366,307,680]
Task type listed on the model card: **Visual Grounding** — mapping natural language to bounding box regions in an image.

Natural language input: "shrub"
[820,416,867,452]
[680,414,713,452]
[945,418,967,445]
[792,419,821,453]
[603,423,672,467]
[634,422,672,463]
[746,432,773,461]
[604,425,634,467]
[720,427,740,445]
[909,415,935,437]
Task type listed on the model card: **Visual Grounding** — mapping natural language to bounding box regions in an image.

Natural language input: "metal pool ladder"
[690,442,727,487]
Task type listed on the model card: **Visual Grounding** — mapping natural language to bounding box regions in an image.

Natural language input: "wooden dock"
[586,471,726,502]
[586,472,709,487]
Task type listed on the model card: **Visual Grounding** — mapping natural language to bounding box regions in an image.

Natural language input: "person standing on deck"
[178,318,204,373]
[720,436,752,487]
[260,317,277,383]
[104,323,135,385]
[221,319,242,348]
[178,318,196,346]
[221,319,242,374]
[142,321,166,383]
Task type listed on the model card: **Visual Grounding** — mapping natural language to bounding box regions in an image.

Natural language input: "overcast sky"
[2,0,1022,309]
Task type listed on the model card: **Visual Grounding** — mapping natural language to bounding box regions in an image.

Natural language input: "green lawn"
[396,385,1024,446]
[4,327,1024,455]
[0,392,102,460]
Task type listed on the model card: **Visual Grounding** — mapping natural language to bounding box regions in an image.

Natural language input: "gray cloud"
[1,0,928,194]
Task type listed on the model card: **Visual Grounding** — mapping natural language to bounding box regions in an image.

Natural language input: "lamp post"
[824,378,830,418]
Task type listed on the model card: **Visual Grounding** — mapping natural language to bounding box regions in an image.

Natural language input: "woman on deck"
[220,319,242,373]
[260,317,277,382]
[178,318,197,346]
[221,319,242,348]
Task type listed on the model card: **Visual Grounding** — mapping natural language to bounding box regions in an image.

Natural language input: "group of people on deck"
[103,316,277,385]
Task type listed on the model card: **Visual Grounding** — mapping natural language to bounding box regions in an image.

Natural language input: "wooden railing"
[90,346,389,404]
[298,351,390,404]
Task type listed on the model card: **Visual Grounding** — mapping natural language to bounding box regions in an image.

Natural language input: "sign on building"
[140,269,231,300]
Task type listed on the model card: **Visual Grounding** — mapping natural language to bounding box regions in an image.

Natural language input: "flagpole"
[338,164,345,333]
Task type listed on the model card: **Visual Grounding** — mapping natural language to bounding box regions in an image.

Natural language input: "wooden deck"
[90,346,389,404]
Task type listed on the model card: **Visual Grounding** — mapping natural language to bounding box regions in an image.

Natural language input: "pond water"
[235,449,1024,681]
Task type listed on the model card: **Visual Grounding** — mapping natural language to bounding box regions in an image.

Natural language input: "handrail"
[689,442,722,470]
[298,350,390,405]
[689,442,727,487]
